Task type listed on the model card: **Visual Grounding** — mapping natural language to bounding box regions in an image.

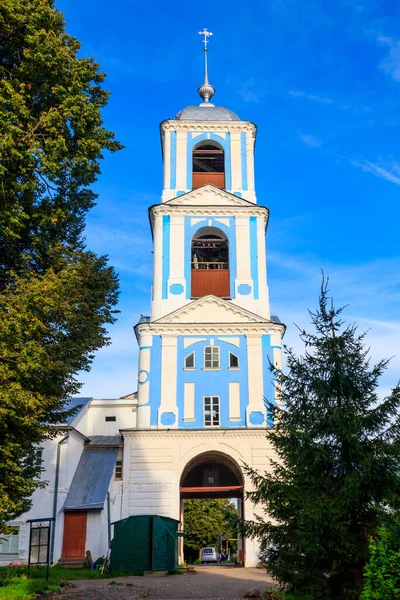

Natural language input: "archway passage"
[192,142,225,189]
[179,452,245,565]
[191,227,230,298]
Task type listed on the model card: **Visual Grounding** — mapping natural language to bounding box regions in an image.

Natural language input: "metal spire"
[197,28,215,106]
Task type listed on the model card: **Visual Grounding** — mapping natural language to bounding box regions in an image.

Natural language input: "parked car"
[201,547,221,563]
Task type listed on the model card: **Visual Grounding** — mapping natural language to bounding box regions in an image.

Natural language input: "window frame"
[184,351,195,370]
[229,352,240,369]
[115,459,123,481]
[34,448,43,468]
[204,346,220,369]
[0,528,19,554]
[203,396,220,428]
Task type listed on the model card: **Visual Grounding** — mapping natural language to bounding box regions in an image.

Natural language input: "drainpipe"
[107,492,111,547]
[50,431,69,564]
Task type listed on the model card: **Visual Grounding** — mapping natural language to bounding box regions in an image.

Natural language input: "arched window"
[192,141,225,189]
[191,227,230,298]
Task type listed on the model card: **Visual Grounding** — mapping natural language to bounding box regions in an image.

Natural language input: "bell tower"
[135,30,284,431]
[123,31,285,567]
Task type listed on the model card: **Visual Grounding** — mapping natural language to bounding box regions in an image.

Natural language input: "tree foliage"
[183,499,237,557]
[361,515,400,600]
[240,281,400,600]
[0,0,122,529]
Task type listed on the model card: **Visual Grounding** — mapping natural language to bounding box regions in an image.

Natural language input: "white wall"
[122,428,277,567]
[2,395,137,566]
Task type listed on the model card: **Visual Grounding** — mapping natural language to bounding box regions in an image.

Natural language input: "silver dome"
[175,105,240,121]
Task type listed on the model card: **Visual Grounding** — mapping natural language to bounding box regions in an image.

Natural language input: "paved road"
[53,566,275,600]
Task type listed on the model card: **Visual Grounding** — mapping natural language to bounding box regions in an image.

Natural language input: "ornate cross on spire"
[197,28,215,105]
[198,28,213,49]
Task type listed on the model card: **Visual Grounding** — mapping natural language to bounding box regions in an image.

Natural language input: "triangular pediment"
[165,185,257,208]
[153,295,272,325]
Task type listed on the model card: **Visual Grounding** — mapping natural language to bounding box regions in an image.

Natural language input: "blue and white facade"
[135,112,284,431]
[122,96,286,567]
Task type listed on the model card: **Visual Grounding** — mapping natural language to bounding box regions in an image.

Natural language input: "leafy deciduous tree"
[183,498,237,559]
[0,0,122,529]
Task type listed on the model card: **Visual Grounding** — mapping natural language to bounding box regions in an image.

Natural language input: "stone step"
[58,557,87,568]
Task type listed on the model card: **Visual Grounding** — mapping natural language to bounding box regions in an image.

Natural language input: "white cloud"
[237,80,263,103]
[377,35,400,82]
[268,252,400,398]
[289,90,333,104]
[298,133,322,148]
[350,158,400,185]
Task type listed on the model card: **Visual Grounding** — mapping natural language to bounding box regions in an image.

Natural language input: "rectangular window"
[204,396,220,427]
[29,526,49,564]
[0,529,19,554]
[105,416,116,422]
[204,346,220,369]
[184,352,195,369]
[34,448,43,467]
[229,352,239,368]
[115,459,123,480]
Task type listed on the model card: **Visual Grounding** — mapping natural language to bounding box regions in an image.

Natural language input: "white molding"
[136,322,284,336]
[121,428,269,440]
[161,120,257,134]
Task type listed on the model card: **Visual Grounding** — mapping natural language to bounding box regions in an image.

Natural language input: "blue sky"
[56,0,400,399]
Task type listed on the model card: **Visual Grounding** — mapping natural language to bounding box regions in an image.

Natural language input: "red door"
[62,512,87,558]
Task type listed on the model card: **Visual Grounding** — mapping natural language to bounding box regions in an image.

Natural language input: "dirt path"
[53,566,275,600]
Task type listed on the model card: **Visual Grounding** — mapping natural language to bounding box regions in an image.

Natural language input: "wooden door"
[191,269,230,298]
[62,512,87,558]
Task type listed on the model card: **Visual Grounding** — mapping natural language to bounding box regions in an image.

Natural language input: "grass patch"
[0,564,129,599]
[0,574,61,600]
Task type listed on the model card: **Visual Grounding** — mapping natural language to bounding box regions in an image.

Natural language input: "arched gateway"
[179,451,245,563]
[126,32,285,568]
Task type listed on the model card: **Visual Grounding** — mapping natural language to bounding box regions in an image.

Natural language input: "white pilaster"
[175,131,187,190]
[163,130,171,191]
[230,131,242,192]
[257,216,270,319]
[158,335,178,427]
[167,215,186,311]
[246,130,255,194]
[246,334,265,425]
[150,214,163,321]
[136,335,153,429]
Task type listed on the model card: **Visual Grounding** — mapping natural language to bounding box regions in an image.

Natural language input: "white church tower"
[121,30,285,566]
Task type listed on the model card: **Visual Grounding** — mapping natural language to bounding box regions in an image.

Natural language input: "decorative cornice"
[150,205,268,219]
[136,322,285,336]
[121,428,271,440]
[160,120,256,135]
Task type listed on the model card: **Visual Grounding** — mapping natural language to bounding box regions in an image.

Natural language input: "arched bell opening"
[179,451,245,565]
[192,141,225,189]
[191,227,230,298]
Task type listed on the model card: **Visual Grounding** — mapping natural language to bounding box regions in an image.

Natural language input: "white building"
[1,36,285,568]
[0,395,137,567]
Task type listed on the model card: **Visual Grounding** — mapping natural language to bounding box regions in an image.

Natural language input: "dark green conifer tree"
[242,281,400,600]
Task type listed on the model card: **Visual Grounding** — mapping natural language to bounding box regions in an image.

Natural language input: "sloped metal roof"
[64,397,92,425]
[175,105,240,121]
[87,435,123,447]
[63,448,118,511]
